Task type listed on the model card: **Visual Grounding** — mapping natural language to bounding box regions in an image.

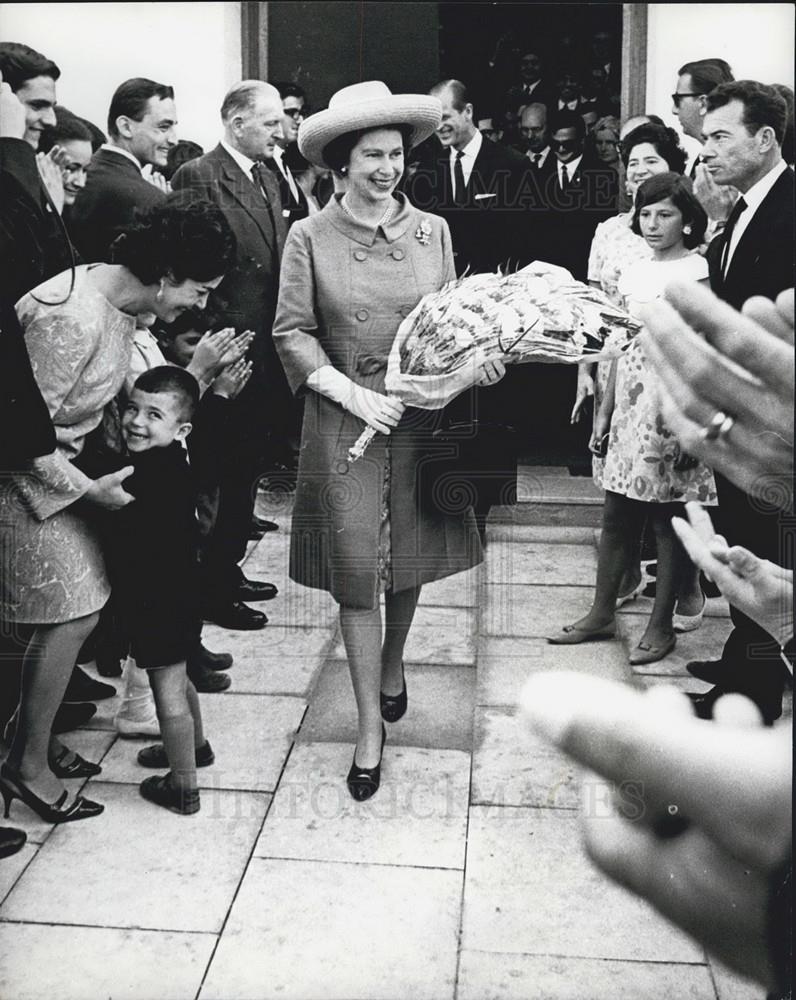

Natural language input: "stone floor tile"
[486,542,598,586]
[462,806,703,962]
[100,693,305,792]
[1,729,116,843]
[419,567,481,607]
[515,472,603,503]
[617,594,730,619]
[329,605,476,665]
[240,528,291,578]
[482,585,595,638]
[711,960,767,1000]
[476,636,628,706]
[0,923,216,1000]
[255,742,469,868]
[248,581,337,629]
[297,660,475,751]
[200,858,461,1000]
[456,951,716,1000]
[200,623,333,695]
[618,617,733,676]
[471,708,577,809]
[0,842,37,904]
[1,782,268,932]
[487,525,599,544]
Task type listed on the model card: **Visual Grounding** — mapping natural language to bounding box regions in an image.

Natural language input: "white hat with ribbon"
[298,80,442,168]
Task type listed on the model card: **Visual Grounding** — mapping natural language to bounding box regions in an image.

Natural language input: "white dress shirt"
[527,146,551,169]
[220,139,259,183]
[557,99,580,111]
[557,153,583,186]
[272,144,301,202]
[725,159,788,270]
[101,143,143,173]
[449,129,483,193]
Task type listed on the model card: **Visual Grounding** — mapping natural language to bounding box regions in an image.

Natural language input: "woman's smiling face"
[345,127,404,204]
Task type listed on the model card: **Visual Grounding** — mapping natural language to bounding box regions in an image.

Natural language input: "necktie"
[531,153,541,168]
[559,164,569,193]
[250,162,272,203]
[720,196,747,276]
[453,151,467,206]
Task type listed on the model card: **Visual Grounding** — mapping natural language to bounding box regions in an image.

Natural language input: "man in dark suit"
[671,58,735,177]
[172,81,287,630]
[685,80,794,724]
[270,81,309,228]
[69,78,175,262]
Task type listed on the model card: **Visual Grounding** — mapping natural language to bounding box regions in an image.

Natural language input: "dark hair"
[271,81,306,102]
[284,142,312,177]
[678,58,734,95]
[705,80,788,145]
[771,84,794,163]
[631,172,707,249]
[110,195,236,285]
[133,365,199,422]
[163,139,204,181]
[323,123,413,174]
[55,105,106,151]
[549,110,585,139]
[108,78,174,137]
[0,42,60,91]
[38,108,93,154]
[620,122,687,173]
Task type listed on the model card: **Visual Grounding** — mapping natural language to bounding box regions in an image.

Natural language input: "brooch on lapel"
[415,218,432,245]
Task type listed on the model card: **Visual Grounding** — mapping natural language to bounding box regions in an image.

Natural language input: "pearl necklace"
[341,193,396,229]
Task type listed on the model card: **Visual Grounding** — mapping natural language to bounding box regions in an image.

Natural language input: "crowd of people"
[0,33,792,998]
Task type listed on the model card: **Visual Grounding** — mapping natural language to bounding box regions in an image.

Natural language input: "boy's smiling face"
[121,388,191,453]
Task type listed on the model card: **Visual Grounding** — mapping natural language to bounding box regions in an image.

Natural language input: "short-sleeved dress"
[273,193,483,610]
[587,213,653,487]
[0,266,135,623]
[602,253,717,505]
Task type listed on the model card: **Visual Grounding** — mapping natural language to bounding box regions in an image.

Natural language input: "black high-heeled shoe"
[346,725,386,802]
[0,765,104,824]
[49,746,102,779]
[380,662,407,723]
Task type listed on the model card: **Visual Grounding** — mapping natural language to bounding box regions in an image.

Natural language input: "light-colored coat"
[273,193,482,609]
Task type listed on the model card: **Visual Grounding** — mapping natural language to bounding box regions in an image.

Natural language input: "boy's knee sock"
[185,681,205,748]
[158,712,197,792]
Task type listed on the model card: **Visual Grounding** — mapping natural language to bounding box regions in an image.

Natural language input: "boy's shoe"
[115,713,161,739]
[139,773,200,815]
[192,643,233,672]
[137,739,215,769]
[187,662,231,693]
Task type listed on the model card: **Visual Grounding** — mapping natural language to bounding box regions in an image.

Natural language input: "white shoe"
[115,713,161,739]
[673,595,706,633]
[615,580,645,609]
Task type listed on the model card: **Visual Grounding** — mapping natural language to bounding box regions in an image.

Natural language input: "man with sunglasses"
[672,59,734,172]
[269,81,309,227]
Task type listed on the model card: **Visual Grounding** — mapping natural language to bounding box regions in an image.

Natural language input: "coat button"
[355,309,369,321]
[391,248,405,260]
[353,250,367,261]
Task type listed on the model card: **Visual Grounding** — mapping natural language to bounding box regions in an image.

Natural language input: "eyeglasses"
[551,138,579,149]
[284,108,307,120]
[671,92,702,107]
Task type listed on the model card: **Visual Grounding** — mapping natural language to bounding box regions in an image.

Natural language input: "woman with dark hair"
[551,172,715,664]
[38,108,93,210]
[274,82,496,802]
[0,197,235,824]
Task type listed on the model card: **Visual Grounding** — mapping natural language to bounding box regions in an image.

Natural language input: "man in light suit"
[70,78,175,262]
[685,80,794,724]
[172,81,287,630]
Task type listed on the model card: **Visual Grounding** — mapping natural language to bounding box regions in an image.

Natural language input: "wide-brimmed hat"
[298,81,442,168]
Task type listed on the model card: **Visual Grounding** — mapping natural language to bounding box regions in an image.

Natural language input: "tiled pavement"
[0,473,774,1000]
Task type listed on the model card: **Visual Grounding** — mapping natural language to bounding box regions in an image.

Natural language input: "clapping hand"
[36,147,65,213]
[213,357,253,399]
[141,163,171,193]
[0,70,26,139]
[672,501,793,647]
[188,328,254,383]
[693,164,739,223]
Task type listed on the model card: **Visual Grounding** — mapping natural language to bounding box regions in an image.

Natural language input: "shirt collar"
[221,139,259,179]
[451,129,482,162]
[528,146,550,163]
[324,191,414,247]
[741,159,788,215]
[101,143,144,173]
[559,153,583,177]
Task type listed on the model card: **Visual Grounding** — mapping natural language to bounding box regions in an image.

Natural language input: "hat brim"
[298,94,442,169]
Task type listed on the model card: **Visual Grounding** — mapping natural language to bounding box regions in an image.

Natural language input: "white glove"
[306,366,405,435]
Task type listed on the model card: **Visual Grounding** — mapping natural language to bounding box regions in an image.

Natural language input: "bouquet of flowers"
[347,261,642,462]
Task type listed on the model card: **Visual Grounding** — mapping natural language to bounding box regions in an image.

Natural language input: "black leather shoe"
[138,739,215,769]
[0,826,26,859]
[139,773,200,815]
[687,687,782,726]
[187,660,231,692]
[686,659,725,684]
[52,702,96,734]
[237,579,278,602]
[63,665,117,703]
[203,601,268,630]
[347,725,386,802]
[191,643,233,672]
[252,515,279,533]
[380,663,407,723]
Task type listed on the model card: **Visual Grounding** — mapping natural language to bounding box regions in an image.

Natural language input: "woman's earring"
[683,225,692,235]
[340,166,347,175]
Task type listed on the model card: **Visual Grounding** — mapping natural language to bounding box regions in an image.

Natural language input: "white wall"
[646,3,795,139]
[0,2,242,150]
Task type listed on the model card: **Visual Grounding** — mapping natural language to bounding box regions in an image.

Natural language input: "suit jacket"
[409,138,527,276]
[70,148,166,262]
[267,155,309,228]
[707,165,794,310]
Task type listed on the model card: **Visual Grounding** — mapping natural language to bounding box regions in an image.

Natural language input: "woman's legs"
[570,492,645,630]
[147,664,196,795]
[381,585,421,696]
[6,612,99,802]
[339,605,383,768]
[640,504,689,646]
